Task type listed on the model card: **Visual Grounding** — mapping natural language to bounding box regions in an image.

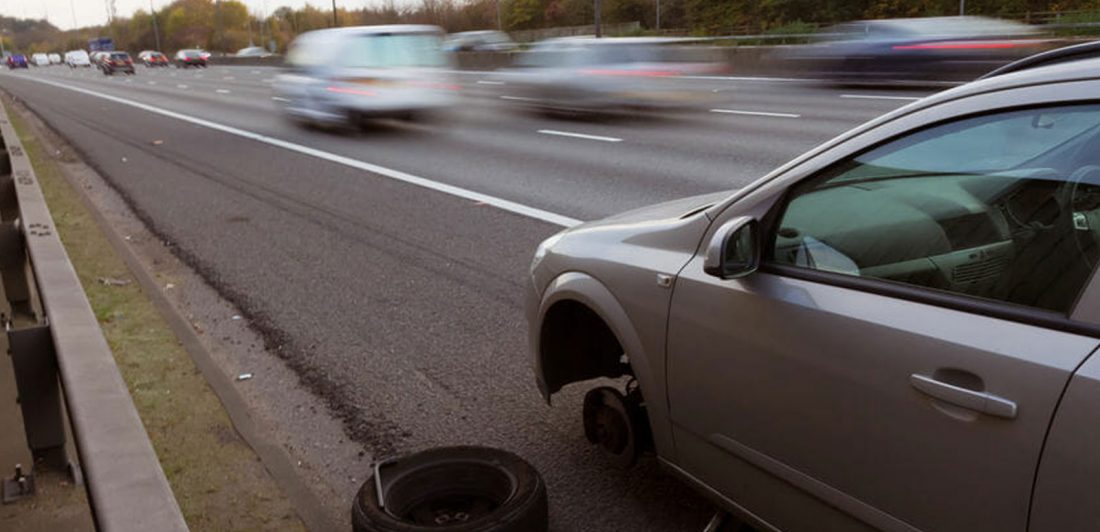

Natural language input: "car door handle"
[910,374,1018,419]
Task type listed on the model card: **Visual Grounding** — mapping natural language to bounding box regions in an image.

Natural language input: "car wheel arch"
[535,271,674,443]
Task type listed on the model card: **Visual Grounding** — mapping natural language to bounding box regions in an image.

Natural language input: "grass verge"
[6,103,307,532]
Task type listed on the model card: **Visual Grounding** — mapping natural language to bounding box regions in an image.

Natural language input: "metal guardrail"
[0,103,187,530]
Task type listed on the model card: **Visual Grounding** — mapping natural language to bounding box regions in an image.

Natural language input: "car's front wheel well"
[539,300,629,395]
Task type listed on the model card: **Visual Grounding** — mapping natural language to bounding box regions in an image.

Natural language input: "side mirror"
[703,216,760,280]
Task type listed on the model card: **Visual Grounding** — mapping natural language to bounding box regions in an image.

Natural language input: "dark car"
[789,16,1049,83]
[174,49,207,68]
[139,50,170,67]
[100,52,135,75]
[6,54,28,69]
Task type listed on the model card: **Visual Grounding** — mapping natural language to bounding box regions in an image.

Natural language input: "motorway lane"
[23,66,929,220]
[0,65,932,530]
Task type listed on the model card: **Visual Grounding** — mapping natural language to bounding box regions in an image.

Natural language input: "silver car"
[528,43,1100,532]
[275,25,456,127]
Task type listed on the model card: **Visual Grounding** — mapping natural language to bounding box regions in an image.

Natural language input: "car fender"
[534,271,675,458]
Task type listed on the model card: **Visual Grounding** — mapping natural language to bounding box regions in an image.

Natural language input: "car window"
[771,104,1100,314]
[339,33,445,68]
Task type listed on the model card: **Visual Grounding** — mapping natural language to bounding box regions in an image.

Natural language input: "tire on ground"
[352,446,548,532]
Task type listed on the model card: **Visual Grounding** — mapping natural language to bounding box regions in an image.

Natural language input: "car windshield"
[110,53,129,60]
[339,32,445,68]
[182,50,201,58]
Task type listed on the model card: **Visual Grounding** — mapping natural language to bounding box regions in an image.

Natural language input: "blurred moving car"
[6,54,28,69]
[443,30,517,52]
[100,51,135,75]
[174,49,208,68]
[275,25,457,127]
[47,53,61,65]
[31,53,50,67]
[235,46,273,58]
[139,50,170,67]
[65,50,92,67]
[790,16,1048,82]
[529,42,1100,532]
[499,37,722,114]
[90,51,110,66]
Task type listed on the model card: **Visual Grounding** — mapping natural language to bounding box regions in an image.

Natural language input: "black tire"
[352,446,547,532]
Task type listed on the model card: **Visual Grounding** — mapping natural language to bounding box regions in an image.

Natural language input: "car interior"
[771,105,1100,314]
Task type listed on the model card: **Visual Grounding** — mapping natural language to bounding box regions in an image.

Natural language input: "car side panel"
[1029,346,1100,532]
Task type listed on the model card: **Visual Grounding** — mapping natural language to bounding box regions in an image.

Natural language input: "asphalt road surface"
[0,64,933,531]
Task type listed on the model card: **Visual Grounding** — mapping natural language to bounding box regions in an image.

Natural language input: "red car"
[139,50,170,67]
[174,49,207,68]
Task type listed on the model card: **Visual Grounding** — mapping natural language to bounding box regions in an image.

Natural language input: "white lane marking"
[538,129,622,143]
[477,80,505,85]
[223,76,236,80]
[840,94,922,101]
[500,95,535,101]
[147,81,157,85]
[710,109,801,118]
[262,78,275,83]
[176,84,189,89]
[271,96,289,102]
[250,70,261,74]
[216,89,231,94]
[16,75,582,228]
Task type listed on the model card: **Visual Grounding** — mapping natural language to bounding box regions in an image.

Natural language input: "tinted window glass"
[772,105,1100,314]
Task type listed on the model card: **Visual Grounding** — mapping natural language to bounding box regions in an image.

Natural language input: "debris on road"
[236,373,253,381]
[231,314,242,321]
[97,276,132,287]
[151,139,164,146]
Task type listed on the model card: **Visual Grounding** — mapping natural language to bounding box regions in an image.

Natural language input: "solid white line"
[176,84,188,89]
[477,80,505,85]
[500,95,535,101]
[13,75,582,228]
[147,81,157,85]
[538,129,622,143]
[710,109,801,118]
[840,94,922,101]
[223,76,236,80]
[216,89,231,94]
[271,96,289,102]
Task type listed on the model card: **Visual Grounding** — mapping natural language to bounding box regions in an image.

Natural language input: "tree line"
[2,0,1099,54]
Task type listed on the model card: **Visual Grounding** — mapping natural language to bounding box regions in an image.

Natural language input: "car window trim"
[761,263,1100,338]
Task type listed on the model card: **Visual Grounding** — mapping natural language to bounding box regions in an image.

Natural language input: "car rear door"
[666,94,1100,531]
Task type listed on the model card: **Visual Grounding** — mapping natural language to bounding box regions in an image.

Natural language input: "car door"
[666,102,1100,532]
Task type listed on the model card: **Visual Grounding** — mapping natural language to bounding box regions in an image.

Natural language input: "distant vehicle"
[90,51,110,65]
[99,51,135,75]
[528,41,1100,532]
[31,53,50,67]
[235,46,273,58]
[500,37,723,114]
[789,16,1048,82]
[443,30,517,52]
[65,50,91,67]
[6,54,28,69]
[139,50,170,67]
[47,53,61,65]
[174,49,207,68]
[274,25,457,128]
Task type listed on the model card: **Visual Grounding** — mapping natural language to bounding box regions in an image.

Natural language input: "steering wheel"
[1066,165,1100,269]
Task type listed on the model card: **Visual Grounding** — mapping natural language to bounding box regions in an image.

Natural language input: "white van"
[65,50,91,67]
[31,53,50,67]
[275,25,455,127]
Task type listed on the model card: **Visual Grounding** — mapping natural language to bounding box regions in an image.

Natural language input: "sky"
[0,0,358,31]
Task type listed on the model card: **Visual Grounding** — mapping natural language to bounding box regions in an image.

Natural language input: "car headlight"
[531,231,567,273]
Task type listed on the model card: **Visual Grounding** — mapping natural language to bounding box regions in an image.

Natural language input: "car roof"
[305,24,442,37]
